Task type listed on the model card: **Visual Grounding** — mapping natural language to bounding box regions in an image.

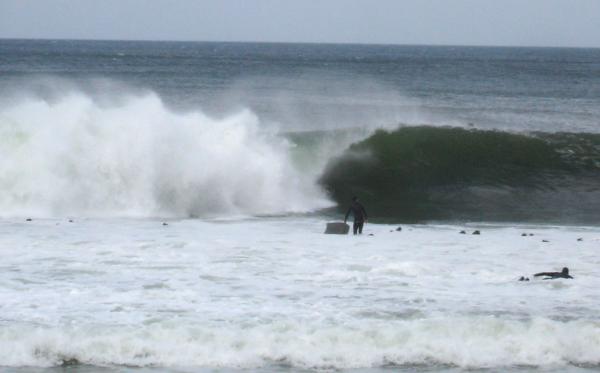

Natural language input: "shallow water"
[1,218,599,371]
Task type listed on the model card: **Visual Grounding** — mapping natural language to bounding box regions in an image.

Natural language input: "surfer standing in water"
[344,196,368,235]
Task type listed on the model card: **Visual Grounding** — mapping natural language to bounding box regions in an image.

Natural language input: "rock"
[396,227,402,231]
[459,230,466,234]
[519,276,530,281]
[368,233,374,236]
[577,238,583,241]
[521,233,527,237]
[529,233,534,236]
[68,219,74,223]
[162,222,168,226]
[60,358,80,366]
[472,230,480,235]
[25,218,32,222]
[542,239,549,243]
[324,222,349,235]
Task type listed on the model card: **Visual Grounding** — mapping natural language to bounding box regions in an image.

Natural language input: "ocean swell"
[319,126,600,223]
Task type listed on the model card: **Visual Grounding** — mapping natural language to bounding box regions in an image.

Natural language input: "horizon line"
[1,36,599,50]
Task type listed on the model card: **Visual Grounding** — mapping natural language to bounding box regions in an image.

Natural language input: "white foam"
[1,219,600,369]
[1,318,599,368]
[0,92,331,217]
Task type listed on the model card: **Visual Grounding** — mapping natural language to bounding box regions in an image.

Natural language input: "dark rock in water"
[162,222,168,226]
[25,218,32,222]
[542,239,549,243]
[521,233,527,237]
[529,233,534,236]
[396,227,402,231]
[577,238,583,241]
[368,233,374,236]
[519,276,530,281]
[472,230,480,235]
[325,222,349,235]
[60,358,81,366]
[68,219,74,223]
[459,230,466,234]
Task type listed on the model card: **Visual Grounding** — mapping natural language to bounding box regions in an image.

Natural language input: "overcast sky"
[1,0,599,47]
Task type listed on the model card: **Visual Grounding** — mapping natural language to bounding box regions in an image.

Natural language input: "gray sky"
[1,0,599,47]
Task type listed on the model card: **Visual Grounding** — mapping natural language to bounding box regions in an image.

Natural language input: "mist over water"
[3,40,600,133]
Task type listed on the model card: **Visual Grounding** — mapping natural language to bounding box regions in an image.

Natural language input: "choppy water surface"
[1,218,599,371]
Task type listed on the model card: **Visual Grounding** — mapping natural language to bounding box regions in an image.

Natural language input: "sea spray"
[0,92,332,217]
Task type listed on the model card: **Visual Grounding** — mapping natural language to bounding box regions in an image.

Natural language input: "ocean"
[0,39,599,372]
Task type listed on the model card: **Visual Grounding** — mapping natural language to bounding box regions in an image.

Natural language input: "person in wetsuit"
[534,267,573,279]
[344,196,368,235]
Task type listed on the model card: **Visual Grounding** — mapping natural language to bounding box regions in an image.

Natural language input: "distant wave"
[0,91,331,217]
[319,126,600,223]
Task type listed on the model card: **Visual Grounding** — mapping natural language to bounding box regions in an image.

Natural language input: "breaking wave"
[2,318,600,369]
[319,126,600,223]
[3,86,600,224]
[0,91,331,217]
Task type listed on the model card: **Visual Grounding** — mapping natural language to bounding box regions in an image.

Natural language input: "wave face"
[320,126,600,223]
[0,91,331,217]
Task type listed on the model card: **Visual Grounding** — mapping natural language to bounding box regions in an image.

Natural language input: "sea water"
[1,40,600,372]
[1,218,600,371]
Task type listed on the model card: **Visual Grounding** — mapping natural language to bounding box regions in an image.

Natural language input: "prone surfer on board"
[534,267,573,279]
[344,196,368,235]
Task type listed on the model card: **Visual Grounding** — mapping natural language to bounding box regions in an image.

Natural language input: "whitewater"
[2,218,600,371]
[0,92,332,218]
[1,40,600,372]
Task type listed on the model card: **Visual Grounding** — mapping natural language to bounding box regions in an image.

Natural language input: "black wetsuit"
[345,201,368,235]
[533,268,573,279]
